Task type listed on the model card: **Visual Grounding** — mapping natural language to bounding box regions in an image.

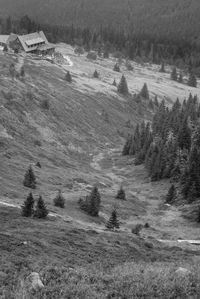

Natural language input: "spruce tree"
[54,190,65,208]
[178,73,183,83]
[21,192,34,217]
[106,209,120,230]
[23,165,36,189]
[116,186,126,200]
[112,79,117,86]
[88,186,101,216]
[188,73,197,87]
[20,66,25,77]
[65,71,72,83]
[93,70,99,78]
[140,83,149,99]
[34,195,48,218]
[165,185,176,204]
[117,75,129,95]
[113,63,120,72]
[159,62,165,73]
[171,67,177,81]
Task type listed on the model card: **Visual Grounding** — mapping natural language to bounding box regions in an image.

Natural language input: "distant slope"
[0,0,200,43]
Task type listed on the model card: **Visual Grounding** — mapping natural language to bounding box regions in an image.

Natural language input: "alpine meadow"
[1,1,200,299]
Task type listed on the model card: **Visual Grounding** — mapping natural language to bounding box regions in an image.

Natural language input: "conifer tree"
[79,186,101,216]
[34,195,48,218]
[178,73,183,83]
[117,75,129,95]
[88,186,101,216]
[21,192,34,217]
[20,66,25,77]
[112,79,117,86]
[106,209,120,230]
[65,71,72,83]
[116,186,126,200]
[140,83,149,99]
[188,72,197,87]
[93,70,99,78]
[171,67,177,81]
[177,120,191,150]
[165,185,176,203]
[113,63,120,72]
[54,190,65,208]
[154,95,159,107]
[23,165,36,189]
[159,61,165,73]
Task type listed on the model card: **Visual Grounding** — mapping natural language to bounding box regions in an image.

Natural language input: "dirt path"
[90,148,200,244]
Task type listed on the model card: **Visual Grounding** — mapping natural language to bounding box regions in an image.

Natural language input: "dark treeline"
[1,15,200,74]
[123,95,200,203]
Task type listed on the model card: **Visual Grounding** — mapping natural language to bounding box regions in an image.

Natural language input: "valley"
[1,43,200,297]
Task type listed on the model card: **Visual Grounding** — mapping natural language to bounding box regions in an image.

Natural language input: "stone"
[27,272,44,291]
[175,267,191,276]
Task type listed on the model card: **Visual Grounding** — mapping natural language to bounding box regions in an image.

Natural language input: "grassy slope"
[1,46,200,297]
[0,0,200,42]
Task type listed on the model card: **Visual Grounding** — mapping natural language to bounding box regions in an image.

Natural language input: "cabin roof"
[0,35,9,44]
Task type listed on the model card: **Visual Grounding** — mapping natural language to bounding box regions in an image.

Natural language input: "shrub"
[36,161,41,168]
[20,67,25,77]
[41,99,50,110]
[87,52,97,60]
[93,70,99,78]
[54,190,65,208]
[165,184,176,204]
[34,195,48,218]
[21,192,34,217]
[171,67,178,81]
[74,46,84,55]
[126,60,133,71]
[23,165,36,189]
[131,224,143,235]
[116,186,126,200]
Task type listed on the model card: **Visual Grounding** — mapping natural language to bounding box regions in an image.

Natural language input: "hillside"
[1,45,200,297]
[1,0,200,43]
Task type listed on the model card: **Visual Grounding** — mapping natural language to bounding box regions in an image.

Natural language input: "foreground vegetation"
[1,206,200,299]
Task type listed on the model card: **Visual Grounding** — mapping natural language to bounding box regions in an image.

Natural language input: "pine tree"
[93,70,99,78]
[34,195,48,218]
[116,186,126,200]
[54,190,65,208]
[65,71,72,83]
[21,192,34,217]
[140,83,149,99]
[23,165,36,189]
[106,209,120,230]
[113,63,120,72]
[165,185,176,203]
[159,62,165,73]
[171,67,177,81]
[117,75,129,95]
[188,73,197,87]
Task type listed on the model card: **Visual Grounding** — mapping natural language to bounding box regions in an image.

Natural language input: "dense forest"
[1,14,200,74]
[123,94,200,204]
